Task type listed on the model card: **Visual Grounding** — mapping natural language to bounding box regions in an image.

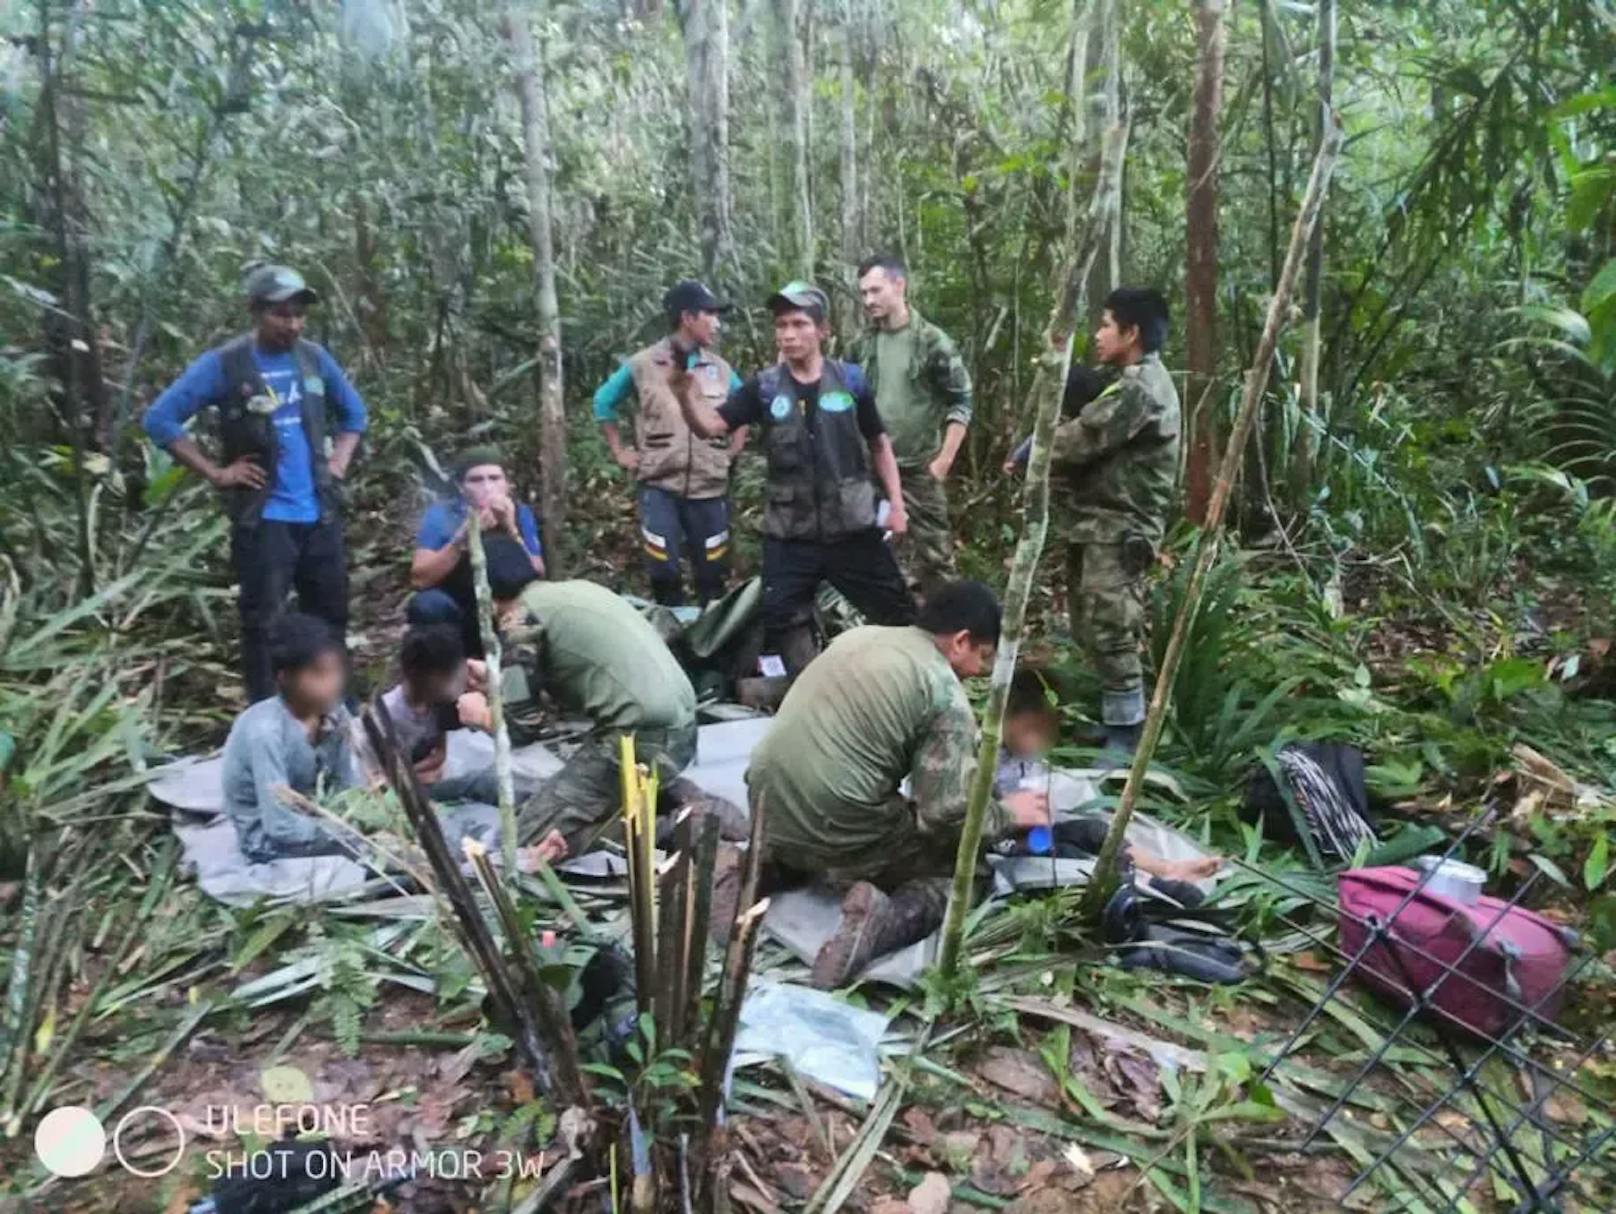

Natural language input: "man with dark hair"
[143,265,367,702]
[220,612,360,862]
[672,281,915,673]
[592,280,746,606]
[852,255,974,597]
[738,580,1049,987]
[452,547,702,858]
[408,446,545,655]
[1051,286,1180,755]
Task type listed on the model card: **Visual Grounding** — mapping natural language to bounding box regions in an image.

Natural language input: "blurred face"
[460,464,509,509]
[1093,309,1141,366]
[680,309,722,348]
[281,650,345,713]
[858,267,906,325]
[1003,710,1058,760]
[254,300,307,352]
[773,308,826,364]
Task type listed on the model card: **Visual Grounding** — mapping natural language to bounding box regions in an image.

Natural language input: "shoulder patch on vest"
[769,394,793,420]
[304,374,325,395]
[820,390,854,414]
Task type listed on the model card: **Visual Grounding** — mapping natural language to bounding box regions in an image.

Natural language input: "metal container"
[1412,855,1486,905]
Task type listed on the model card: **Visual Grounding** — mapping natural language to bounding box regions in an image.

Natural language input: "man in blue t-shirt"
[408,446,545,656]
[143,265,368,702]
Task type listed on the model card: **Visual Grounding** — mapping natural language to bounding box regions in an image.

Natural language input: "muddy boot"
[811,880,946,990]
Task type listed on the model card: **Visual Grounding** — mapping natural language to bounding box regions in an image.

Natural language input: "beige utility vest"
[626,338,735,500]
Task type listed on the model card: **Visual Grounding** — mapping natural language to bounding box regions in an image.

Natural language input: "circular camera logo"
[113,1106,187,1178]
[34,1106,106,1178]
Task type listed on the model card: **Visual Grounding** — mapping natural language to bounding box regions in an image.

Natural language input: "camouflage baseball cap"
[766,280,829,319]
[243,264,319,306]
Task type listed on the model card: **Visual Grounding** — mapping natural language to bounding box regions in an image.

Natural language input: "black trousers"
[232,517,349,702]
[760,528,915,668]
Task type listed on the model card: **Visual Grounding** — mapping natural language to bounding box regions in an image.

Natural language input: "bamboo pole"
[1080,117,1345,922]
[466,513,517,875]
[361,701,552,1085]
[936,113,1132,980]
[466,843,589,1109]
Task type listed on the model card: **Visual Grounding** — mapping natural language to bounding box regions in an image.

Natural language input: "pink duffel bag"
[1336,866,1578,1039]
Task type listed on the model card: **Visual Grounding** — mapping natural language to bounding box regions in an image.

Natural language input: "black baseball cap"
[244,264,319,306]
[766,280,830,320]
[663,279,730,320]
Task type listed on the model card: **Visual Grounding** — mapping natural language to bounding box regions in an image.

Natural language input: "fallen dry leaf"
[975,1046,1061,1107]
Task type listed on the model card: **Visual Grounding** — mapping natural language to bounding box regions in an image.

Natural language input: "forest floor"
[2,476,1615,1214]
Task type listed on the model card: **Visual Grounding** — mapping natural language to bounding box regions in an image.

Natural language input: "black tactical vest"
[758,359,877,541]
[215,334,335,525]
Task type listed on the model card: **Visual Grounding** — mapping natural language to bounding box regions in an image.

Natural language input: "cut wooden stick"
[466,840,589,1109]
[697,898,770,1138]
[655,849,689,1050]
[681,813,722,1052]
[1079,115,1345,922]
[621,737,658,1031]
[362,701,551,1084]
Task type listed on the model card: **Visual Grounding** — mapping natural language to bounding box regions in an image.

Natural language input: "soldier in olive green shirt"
[852,256,974,597]
[1050,287,1180,756]
[456,548,699,857]
[743,581,1049,988]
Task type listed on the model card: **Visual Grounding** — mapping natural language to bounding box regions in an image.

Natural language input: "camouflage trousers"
[758,791,976,927]
[895,462,957,597]
[1067,539,1154,726]
[516,719,698,855]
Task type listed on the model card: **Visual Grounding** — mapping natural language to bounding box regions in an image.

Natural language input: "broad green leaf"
[1584,831,1610,892]
[1580,257,1616,316]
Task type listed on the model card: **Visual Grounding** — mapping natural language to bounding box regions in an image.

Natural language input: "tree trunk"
[938,112,1132,981]
[1062,0,1091,246]
[683,0,736,282]
[502,2,568,563]
[837,0,860,332]
[776,0,814,278]
[1183,0,1228,526]
[1080,119,1343,924]
[1101,0,1122,291]
[1292,0,1335,501]
[1081,0,1118,320]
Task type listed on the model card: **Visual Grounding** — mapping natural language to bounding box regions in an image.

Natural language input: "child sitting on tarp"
[222,613,364,863]
[995,667,1222,887]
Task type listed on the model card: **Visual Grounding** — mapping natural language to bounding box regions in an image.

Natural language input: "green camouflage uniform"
[500,580,698,853]
[850,311,973,594]
[747,625,1008,911]
[1051,353,1180,726]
